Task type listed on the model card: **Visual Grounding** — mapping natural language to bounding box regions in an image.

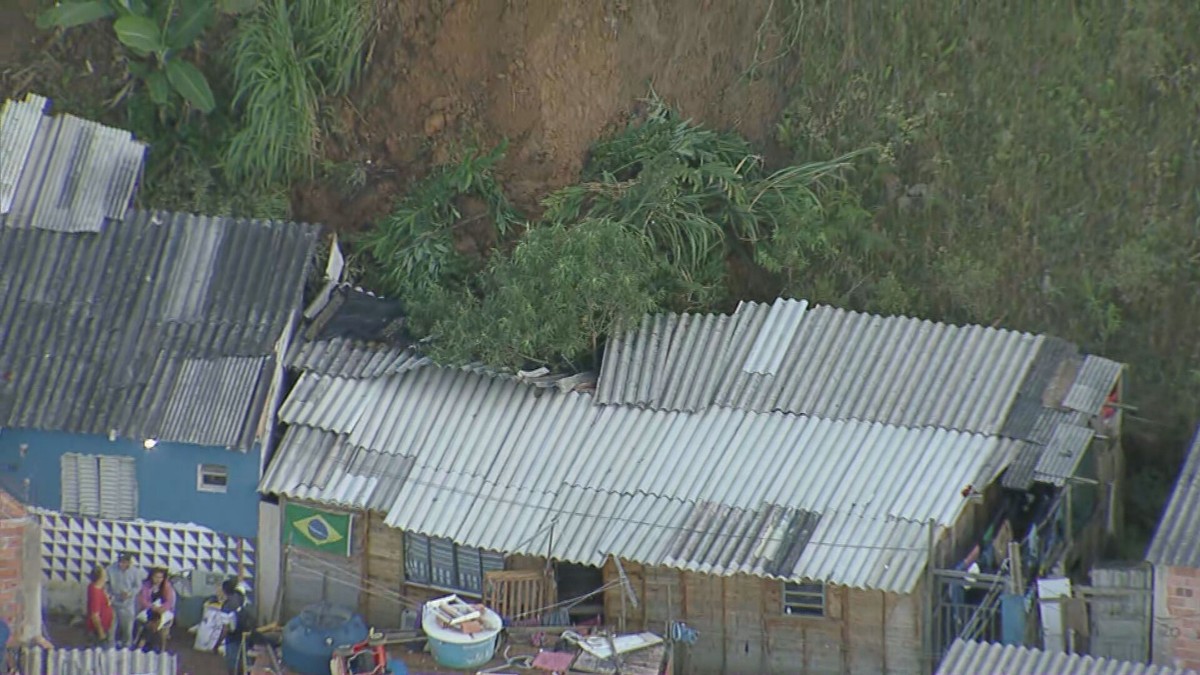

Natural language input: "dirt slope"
[296,0,789,231]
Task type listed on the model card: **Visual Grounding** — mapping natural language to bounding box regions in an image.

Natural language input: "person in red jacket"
[85,565,114,647]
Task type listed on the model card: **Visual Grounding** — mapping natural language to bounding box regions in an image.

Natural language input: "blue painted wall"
[0,428,260,539]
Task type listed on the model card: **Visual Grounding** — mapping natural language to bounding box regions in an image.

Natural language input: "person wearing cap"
[107,552,142,648]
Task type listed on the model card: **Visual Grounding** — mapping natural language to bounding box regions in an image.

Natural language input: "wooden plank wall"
[255,501,282,624]
[603,559,923,674]
[365,512,406,629]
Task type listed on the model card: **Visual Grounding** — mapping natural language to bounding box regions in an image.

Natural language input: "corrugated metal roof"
[287,337,427,378]
[598,299,1046,434]
[936,639,1197,675]
[1002,443,1041,490]
[261,426,413,511]
[0,210,319,448]
[268,366,1003,592]
[1147,427,1200,568]
[1033,424,1096,486]
[999,336,1078,440]
[1063,354,1124,413]
[1,93,145,231]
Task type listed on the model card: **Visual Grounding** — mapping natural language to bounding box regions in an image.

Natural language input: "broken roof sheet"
[287,284,427,378]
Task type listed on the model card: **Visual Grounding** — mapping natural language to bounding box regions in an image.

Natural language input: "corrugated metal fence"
[18,647,177,675]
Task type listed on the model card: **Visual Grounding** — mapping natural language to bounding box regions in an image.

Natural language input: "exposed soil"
[0,0,130,120]
[295,0,791,234]
[0,0,41,88]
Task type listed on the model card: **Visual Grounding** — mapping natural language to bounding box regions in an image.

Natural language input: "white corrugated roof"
[598,298,1046,433]
[265,366,1004,592]
[937,639,1197,675]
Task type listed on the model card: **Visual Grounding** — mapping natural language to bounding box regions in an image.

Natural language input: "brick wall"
[1161,566,1200,670]
[0,489,29,644]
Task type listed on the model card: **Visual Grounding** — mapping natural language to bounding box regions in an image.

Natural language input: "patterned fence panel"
[32,508,255,587]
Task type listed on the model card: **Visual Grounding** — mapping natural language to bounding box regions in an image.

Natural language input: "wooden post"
[1008,542,1024,595]
[359,512,369,618]
[880,591,888,675]
[922,518,936,675]
[620,570,627,633]
[1065,483,1074,548]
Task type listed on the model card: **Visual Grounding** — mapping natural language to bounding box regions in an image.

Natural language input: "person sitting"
[133,567,176,652]
[85,565,115,647]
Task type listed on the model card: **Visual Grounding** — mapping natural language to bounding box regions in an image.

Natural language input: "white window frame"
[196,464,229,494]
[61,453,137,520]
[783,581,826,617]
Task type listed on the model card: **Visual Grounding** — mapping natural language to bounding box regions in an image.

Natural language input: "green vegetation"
[761,1,1200,545]
[362,97,864,369]
[541,99,868,309]
[32,0,371,217]
[359,144,519,297]
[419,219,664,369]
[36,0,255,113]
[225,0,370,187]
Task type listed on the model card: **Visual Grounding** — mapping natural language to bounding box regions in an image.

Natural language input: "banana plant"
[37,0,256,113]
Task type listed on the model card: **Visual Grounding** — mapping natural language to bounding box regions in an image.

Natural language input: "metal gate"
[932,567,1013,661]
[1084,565,1152,662]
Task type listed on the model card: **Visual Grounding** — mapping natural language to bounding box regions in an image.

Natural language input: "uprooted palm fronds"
[542,94,871,305]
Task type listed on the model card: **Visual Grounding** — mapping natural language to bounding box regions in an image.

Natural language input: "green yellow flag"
[285,503,352,556]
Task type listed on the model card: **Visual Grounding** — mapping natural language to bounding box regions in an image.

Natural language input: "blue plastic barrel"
[282,603,369,675]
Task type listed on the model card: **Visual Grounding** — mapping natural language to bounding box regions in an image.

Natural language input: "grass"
[224,0,370,188]
[771,1,1200,541]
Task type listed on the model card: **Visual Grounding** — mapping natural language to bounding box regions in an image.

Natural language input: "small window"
[783,581,825,617]
[197,464,229,493]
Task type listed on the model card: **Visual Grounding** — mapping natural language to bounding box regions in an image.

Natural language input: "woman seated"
[85,565,114,647]
[133,567,176,652]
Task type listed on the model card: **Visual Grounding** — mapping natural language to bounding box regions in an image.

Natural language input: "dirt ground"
[44,616,622,675]
[297,0,792,233]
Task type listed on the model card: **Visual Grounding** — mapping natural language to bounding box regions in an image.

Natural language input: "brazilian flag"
[285,503,352,556]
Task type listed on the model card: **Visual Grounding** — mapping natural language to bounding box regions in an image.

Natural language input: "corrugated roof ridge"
[938,638,1199,675]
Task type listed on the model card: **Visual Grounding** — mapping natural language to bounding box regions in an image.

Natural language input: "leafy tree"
[362,97,869,372]
[411,219,663,370]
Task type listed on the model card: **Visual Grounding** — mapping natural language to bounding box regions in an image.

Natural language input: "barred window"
[783,581,825,617]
